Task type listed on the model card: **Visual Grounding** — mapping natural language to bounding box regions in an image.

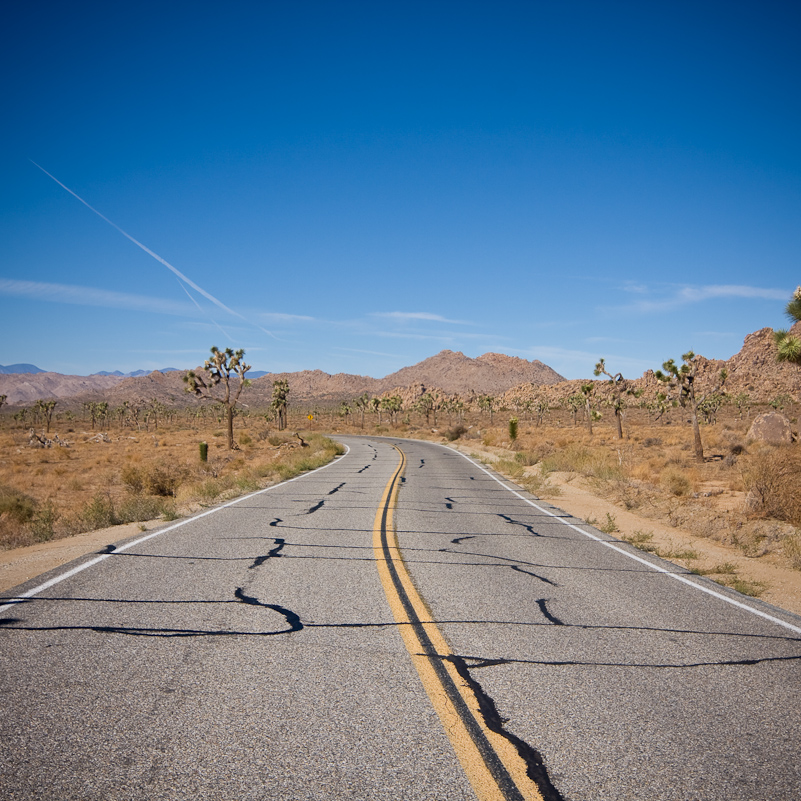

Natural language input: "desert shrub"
[741,448,801,527]
[238,433,252,446]
[117,495,172,523]
[445,424,467,441]
[495,458,525,479]
[29,501,58,542]
[783,532,801,570]
[121,465,145,494]
[0,485,38,524]
[519,467,562,498]
[660,466,694,497]
[121,463,185,496]
[235,474,260,493]
[146,464,185,496]
[189,476,237,504]
[540,444,625,482]
[80,494,119,530]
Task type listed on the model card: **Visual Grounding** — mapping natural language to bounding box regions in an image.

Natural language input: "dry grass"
[424,409,801,573]
[0,421,343,550]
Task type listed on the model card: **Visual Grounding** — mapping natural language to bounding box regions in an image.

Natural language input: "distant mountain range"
[0,364,269,379]
[0,351,562,406]
[0,363,46,375]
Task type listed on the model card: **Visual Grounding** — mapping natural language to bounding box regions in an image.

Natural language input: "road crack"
[444,654,564,801]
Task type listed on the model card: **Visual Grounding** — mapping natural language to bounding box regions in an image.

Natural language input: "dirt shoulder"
[448,441,801,617]
[0,520,162,594]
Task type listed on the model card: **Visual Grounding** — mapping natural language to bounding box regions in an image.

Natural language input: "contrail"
[174,276,235,342]
[30,160,278,340]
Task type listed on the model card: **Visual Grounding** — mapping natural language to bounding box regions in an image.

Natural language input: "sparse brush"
[599,512,618,533]
[0,485,38,525]
[495,458,525,479]
[445,424,467,441]
[29,501,58,542]
[622,530,659,553]
[782,532,801,571]
[80,494,119,530]
[519,470,562,498]
[660,465,694,497]
[741,448,801,527]
[117,495,173,524]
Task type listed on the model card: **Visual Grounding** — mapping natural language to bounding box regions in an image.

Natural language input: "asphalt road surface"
[1,436,800,800]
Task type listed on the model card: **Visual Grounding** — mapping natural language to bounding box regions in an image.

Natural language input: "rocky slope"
[0,350,564,407]
[502,323,801,409]
[0,372,123,405]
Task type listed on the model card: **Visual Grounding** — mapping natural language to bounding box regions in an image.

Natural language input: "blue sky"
[1,1,798,380]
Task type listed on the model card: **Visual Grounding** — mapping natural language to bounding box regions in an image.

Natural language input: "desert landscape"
[1,323,800,612]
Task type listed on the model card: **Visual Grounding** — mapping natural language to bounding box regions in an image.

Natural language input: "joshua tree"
[580,383,598,436]
[593,359,641,439]
[370,396,382,425]
[566,394,584,427]
[415,392,435,425]
[34,399,57,433]
[655,351,727,463]
[381,395,403,425]
[354,393,370,429]
[477,394,496,424]
[774,286,801,364]
[184,346,251,449]
[271,379,290,431]
[0,394,6,410]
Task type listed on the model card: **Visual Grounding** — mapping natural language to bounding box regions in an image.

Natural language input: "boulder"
[746,413,794,445]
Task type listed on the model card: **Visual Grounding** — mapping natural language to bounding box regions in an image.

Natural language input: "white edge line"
[0,446,350,616]
[446,445,801,637]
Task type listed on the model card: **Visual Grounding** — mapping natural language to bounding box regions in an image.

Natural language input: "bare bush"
[741,448,801,527]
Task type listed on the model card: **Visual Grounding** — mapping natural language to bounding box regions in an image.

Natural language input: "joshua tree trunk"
[691,407,704,462]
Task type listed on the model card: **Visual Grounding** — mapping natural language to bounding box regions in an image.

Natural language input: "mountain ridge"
[0,350,564,406]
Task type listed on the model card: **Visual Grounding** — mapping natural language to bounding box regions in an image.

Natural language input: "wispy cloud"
[612,283,787,314]
[335,347,403,358]
[0,278,195,316]
[376,331,457,342]
[261,312,317,323]
[371,311,469,324]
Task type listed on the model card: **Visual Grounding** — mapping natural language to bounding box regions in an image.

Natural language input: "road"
[1,436,800,800]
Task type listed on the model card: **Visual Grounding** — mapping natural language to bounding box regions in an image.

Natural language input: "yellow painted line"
[373,446,545,801]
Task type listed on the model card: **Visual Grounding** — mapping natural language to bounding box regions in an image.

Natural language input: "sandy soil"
[0,520,162,594]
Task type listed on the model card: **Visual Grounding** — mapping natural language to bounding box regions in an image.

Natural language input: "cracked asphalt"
[1,436,800,800]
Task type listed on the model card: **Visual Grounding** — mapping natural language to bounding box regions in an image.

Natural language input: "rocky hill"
[377,351,563,395]
[502,323,801,409]
[0,372,123,405]
[0,350,564,408]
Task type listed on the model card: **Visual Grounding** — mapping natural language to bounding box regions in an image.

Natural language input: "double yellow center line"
[372,446,545,801]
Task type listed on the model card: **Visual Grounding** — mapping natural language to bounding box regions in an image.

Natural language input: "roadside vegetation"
[0,421,343,550]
